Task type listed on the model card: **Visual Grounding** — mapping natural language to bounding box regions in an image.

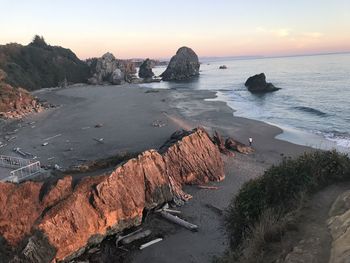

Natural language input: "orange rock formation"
[0,128,224,262]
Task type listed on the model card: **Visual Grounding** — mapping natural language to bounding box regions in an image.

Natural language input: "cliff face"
[0,128,224,262]
[328,190,350,263]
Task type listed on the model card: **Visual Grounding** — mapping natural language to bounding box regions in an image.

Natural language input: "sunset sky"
[0,0,349,59]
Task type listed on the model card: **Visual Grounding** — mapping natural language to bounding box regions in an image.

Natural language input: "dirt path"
[265,183,350,263]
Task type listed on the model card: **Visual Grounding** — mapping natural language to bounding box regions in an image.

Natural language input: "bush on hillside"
[225,150,350,248]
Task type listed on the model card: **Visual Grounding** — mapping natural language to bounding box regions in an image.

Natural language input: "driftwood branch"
[159,211,198,231]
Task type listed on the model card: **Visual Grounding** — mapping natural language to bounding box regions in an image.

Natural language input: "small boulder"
[161,47,200,81]
[110,69,124,85]
[245,73,280,93]
[138,58,154,79]
[219,65,227,69]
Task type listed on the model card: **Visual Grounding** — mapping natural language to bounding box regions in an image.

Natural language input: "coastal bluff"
[0,127,224,262]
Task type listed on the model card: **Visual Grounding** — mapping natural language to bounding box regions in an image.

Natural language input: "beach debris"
[120,230,152,245]
[94,123,103,128]
[47,157,55,161]
[139,238,163,250]
[197,185,219,190]
[12,147,36,158]
[42,142,49,146]
[81,126,91,130]
[7,136,17,142]
[93,138,104,144]
[155,203,181,214]
[152,120,166,128]
[13,147,27,157]
[54,164,61,170]
[116,228,144,246]
[159,211,198,231]
[0,143,7,148]
[43,134,62,141]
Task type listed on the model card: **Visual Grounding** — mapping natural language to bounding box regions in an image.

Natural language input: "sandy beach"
[0,84,311,262]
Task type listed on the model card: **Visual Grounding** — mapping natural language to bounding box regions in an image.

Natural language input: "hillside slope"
[0,36,90,90]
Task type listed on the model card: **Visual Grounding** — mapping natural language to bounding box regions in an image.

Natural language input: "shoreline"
[206,91,350,154]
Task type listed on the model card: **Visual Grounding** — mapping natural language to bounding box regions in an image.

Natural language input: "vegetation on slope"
[0,35,90,90]
[222,150,350,262]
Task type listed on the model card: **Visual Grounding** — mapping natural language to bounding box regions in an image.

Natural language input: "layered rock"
[245,73,280,93]
[161,47,200,81]
[328,190,350,263]
[87,53,136,85]
[0,70,44,119]
[0,127,224,262]
[138,58,155,79]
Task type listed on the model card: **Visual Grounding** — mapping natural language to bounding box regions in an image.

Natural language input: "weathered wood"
[121,230,152,245]
[139,238,163,250]
[197,185,219,190]
[159,211,198,231]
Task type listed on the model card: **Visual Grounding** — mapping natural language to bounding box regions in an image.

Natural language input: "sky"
[0,0,349,59]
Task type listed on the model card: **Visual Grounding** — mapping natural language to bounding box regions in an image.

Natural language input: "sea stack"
[138,58,154,79]
[245,73,280,93]
[161,47,200,81]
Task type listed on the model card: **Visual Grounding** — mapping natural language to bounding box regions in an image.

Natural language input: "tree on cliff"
[30,35,48,48]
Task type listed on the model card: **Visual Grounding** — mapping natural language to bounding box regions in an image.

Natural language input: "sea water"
[141,53,350,152]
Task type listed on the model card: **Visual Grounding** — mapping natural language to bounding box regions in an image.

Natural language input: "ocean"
[141,53,350,153]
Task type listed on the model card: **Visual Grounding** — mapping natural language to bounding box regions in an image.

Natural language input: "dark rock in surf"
[161,47,200,81]
[245,73,280,93]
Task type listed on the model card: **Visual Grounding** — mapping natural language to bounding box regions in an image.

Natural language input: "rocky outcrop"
[328,190,350,263]
[0,127,224,262]
[87,53,136,85]
[138,58,155,79]
[0,70,44,119]
[212,131,254,155]
[161,47,200,81]
[225,137,254,154]
[245,73,280,93]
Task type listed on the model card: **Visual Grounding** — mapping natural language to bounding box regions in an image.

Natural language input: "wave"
[294,106,327,116]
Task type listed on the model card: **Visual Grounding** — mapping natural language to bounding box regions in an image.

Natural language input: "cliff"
[0,127,224,262]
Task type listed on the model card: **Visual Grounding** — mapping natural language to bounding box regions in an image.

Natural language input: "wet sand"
[0,84,311,262]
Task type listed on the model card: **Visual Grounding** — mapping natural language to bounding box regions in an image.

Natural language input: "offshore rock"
[245,73,280,93]
[138,58,154,79]
[0,127,224,262]
[161,47,200,81]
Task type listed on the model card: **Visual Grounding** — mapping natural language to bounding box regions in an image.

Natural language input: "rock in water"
[138,58,154,79]
[245,73,280,93]
[161,47,200,81]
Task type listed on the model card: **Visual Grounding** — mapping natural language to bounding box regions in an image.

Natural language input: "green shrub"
[225,150,350,248]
